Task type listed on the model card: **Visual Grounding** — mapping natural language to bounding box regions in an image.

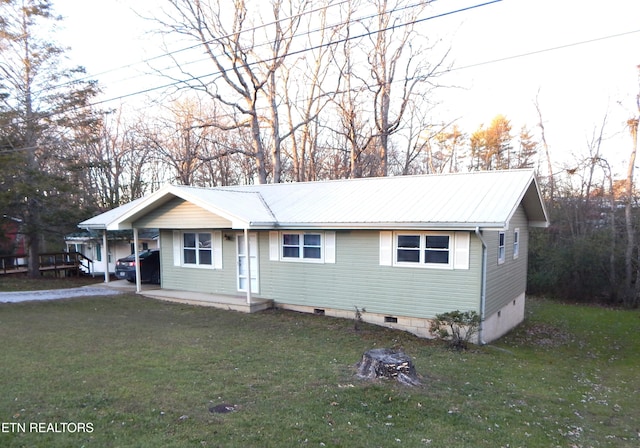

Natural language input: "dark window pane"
[499,232,505,246]
[184,248,196,264]
[283,234,299,246]
[303,247,321,259]
[199,250,212,265]
[398,235,420,248]
[397,249,420,262]
[426,235,449,249]
[425,250,449,264]
[183,233,196,248]
[199,233,211,248]
[283,246,299,258]
[304,234,321,246]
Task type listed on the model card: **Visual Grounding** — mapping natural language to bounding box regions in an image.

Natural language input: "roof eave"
[504,173,550,227]
[260,222,507,231]
[529,220,550,228]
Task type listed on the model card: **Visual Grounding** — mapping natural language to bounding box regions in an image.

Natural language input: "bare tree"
[82,110,157,207]
[535,93,554,201]
[147,98,213,186]
[514,126,538,169]
[151,0,308,184]
[363,0,444,176]
[428,123,465,174]
[280,0,340,181]
[626,117,639,307]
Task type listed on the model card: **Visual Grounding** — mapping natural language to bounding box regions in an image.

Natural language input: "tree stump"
[355,348,421,386]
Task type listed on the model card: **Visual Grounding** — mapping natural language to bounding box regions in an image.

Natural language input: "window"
[183,232,212,266]
[498,231,506,264]
[513,229,520,259]
[394,233,452,268]
[397,235,420,262]
[282,232,322,261]
[425,235,450,264]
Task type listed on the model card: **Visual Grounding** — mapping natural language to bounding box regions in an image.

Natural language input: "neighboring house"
[64,229,159,276]
[0,216,27,257]
[78,170,549,343]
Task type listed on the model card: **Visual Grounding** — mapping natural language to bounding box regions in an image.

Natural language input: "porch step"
[139,289,273,314]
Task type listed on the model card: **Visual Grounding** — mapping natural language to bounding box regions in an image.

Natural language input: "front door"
[237,232,259,293]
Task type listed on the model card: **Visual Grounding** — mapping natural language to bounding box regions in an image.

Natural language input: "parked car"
[115,250,160,284]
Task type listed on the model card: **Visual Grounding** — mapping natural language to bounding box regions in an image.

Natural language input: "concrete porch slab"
[140,288,273,313]
[103,280,273,313]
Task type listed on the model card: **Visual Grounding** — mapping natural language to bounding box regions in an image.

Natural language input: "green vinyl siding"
[135,198,232,229]
[484,206,529,317]
[159,229,238,295]
[158,228,483,319]
[260,230,482,319]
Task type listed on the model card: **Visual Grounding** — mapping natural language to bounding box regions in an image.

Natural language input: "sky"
[53,0,640,178]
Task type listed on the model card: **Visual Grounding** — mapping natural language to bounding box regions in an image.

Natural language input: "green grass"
[0,295,638,447]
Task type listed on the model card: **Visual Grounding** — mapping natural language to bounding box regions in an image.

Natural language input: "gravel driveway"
[0,285,125,303]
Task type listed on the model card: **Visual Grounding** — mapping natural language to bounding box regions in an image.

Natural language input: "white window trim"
[498,231,506,265]
[280,231,325,263]
[393,231,454,270]
[513,228,520,259]
[174,230,221,269]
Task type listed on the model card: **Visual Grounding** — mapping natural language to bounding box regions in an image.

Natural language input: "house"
[65,229,159,276]
[1,216,28,270]
[0,215,27,257]
[78,169,549,343]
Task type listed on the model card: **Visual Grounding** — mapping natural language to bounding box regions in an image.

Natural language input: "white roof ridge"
[215,168,537,189]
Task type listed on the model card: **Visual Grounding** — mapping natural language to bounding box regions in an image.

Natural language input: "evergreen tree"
[0,0,101,277]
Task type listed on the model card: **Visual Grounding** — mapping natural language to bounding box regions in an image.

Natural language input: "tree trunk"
[355,348,420,386]
[626,117,638,306]
[27,228,40,279]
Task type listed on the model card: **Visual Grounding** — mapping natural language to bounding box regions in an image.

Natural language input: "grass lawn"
[0,294,638,447]
[0,275,103,291]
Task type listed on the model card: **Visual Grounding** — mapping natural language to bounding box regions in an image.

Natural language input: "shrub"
[353,306,366,331]
[429,310,481,350]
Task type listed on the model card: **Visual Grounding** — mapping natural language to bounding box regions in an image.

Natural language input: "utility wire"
[94,24,640,113]
[7,0,486,122]
[449,28,640,72]
[81,0,502,109]
[43,0,426,95]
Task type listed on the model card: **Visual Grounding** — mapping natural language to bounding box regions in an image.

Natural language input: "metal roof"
[79,170,549,231]
[79,196,147,230]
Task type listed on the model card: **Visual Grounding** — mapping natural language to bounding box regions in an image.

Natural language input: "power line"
[449,28,640,72]
[44,0,378,95]
[84,0,502,109]
[136,0,437,88]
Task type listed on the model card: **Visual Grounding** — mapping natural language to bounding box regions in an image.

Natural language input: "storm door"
[236,232,259,293]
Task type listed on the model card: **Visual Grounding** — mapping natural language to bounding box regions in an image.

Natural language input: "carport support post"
[102,230,109,283]
[244,227,252,305]
[134,227,142,293]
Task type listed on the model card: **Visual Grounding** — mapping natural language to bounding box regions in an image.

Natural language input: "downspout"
[102,229,109,283]
[244,228,252,305]
[475,227,488,345]
[133,227,141,293]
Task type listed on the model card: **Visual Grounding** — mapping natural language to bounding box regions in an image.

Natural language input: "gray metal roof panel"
[78,170,548,230]
[222,169,543,227]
